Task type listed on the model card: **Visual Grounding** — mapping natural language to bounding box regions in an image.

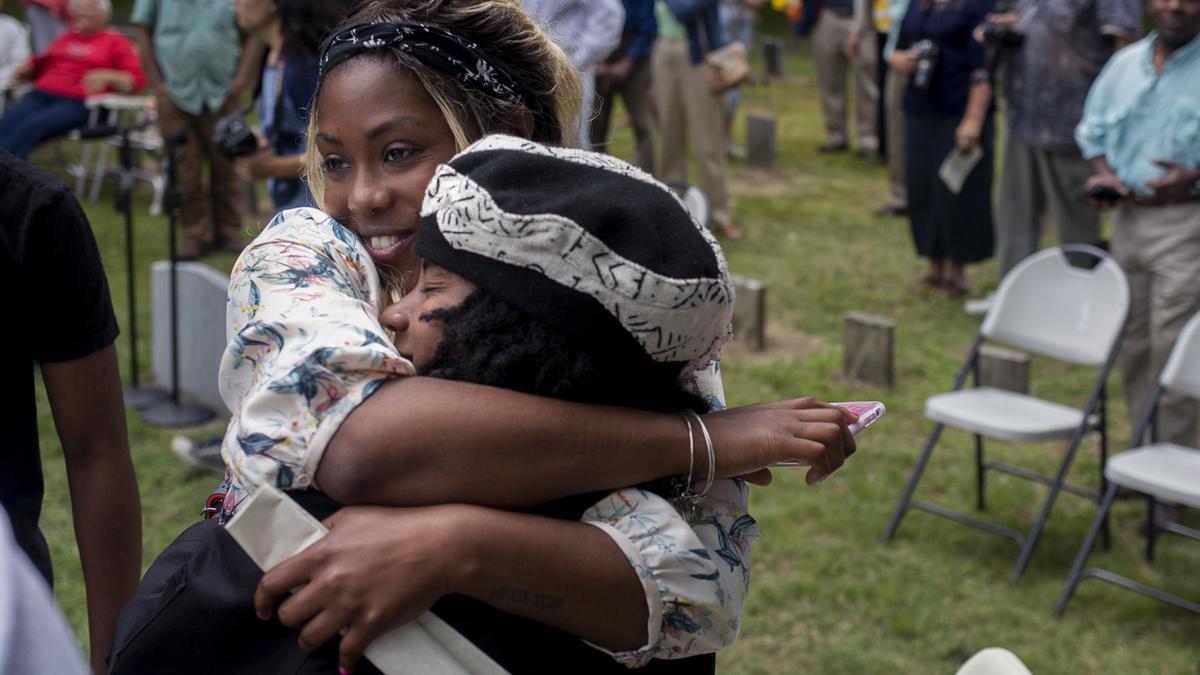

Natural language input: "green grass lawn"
[32,37,1199,674]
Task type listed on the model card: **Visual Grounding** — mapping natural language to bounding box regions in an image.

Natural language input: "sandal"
[910,275,942,293]
[935,278,970,299]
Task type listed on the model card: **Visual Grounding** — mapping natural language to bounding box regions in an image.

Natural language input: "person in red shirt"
[0,0,143,159]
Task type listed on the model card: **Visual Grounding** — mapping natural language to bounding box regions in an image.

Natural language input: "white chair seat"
[954,648,1033,675]
[925,387,1084,441]
[1105,444,1200,509]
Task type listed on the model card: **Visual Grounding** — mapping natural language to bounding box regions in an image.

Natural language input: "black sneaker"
[171,435,226,474]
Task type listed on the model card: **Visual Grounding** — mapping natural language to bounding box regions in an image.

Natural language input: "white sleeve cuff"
[579,519,664,667]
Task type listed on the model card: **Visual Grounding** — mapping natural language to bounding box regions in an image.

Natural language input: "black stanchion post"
[141,132,215,428]
[109,124,170,409]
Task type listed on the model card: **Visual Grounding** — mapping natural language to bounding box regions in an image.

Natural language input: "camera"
[1088,184,1124,205]
[213,112,260,158]
[981,0,1024,77]
[981,23,1025,49]
[912,40,939,91]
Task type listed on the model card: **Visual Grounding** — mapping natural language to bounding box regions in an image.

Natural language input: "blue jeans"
[0,89,90,159]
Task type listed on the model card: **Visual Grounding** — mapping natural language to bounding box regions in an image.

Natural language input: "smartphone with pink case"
[771,401,885,467]
[836,400,886,435]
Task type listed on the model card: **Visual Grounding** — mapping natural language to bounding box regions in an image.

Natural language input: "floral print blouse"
[217,208,761,666]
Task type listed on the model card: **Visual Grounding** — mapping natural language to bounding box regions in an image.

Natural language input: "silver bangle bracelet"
[683,409,717,499]
[674,411,703,522]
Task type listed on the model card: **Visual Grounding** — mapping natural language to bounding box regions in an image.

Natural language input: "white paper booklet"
[225,485,508,675]
[939,144,984,195]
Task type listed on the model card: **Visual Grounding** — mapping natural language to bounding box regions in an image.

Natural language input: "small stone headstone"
[152,261,231,415]
[763,38,784,78]
[978,344,1030,394]
[746,113,777,168]
[731,275,766,352]
[843,312,894,386]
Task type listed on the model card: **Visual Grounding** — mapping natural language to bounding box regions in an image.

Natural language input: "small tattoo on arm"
[489,586,564,612]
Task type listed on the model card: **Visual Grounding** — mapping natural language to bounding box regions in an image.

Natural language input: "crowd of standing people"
[871,0,1199,464]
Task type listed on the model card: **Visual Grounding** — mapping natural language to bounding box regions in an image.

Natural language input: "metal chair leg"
[88,140,111,203]
[882,423,945,543]
[1146,497,1157,563]
[975,434,986,511]
[1099,386,1111,551]
[75,139,93,195]
[1011,433,1088,583]
[1054,482,1119,616]
[1013,363,1114,584]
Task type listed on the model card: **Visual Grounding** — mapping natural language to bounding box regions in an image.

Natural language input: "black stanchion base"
[123,385,170,410]
[141,401,216,429]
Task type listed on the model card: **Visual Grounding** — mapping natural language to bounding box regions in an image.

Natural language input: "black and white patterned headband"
[318,22,525,106]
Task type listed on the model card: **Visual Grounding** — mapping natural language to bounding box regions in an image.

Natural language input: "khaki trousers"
[652,37,731,229]
[995,134,1101,279]
[884,68,908,208]
[813,9,879,150]
[155,94,244,249]
[591,56,656,174]
[1111,202,1200,446]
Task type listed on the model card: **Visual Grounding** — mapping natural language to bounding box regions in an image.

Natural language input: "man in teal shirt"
[1076,0,1200,449]
[132,0,260,259]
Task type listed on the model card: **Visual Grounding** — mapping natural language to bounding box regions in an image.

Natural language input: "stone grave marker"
[763,38,784,78]
[746,113,777,168]
[978,344,1030,394]
[731,275,766,352]
[843,312,894,386]
[152,261,231,415]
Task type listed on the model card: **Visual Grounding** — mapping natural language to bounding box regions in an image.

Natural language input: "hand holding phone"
[772,401,885,467]
[837,400,887,435]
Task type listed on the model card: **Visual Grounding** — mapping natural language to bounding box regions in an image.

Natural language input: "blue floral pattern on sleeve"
[582,363,762,666]
[217,208,414,519]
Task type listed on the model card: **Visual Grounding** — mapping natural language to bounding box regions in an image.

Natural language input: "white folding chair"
[80,94,162,212]
[955,648,1033,675]
[1055,311,1200,616]
[882,245,1130,583]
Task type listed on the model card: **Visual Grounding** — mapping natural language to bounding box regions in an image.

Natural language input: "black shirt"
[0,149,119,584]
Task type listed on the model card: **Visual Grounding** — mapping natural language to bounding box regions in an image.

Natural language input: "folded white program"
[938,144,984,195]
[225,484,508,675]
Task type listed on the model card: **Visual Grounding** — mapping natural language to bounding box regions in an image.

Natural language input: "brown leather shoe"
[910,274,941,293]
[935,278,970,299]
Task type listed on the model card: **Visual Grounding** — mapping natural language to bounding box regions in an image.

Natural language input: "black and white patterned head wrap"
[417,135,735,370]
[318,21,525,106]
